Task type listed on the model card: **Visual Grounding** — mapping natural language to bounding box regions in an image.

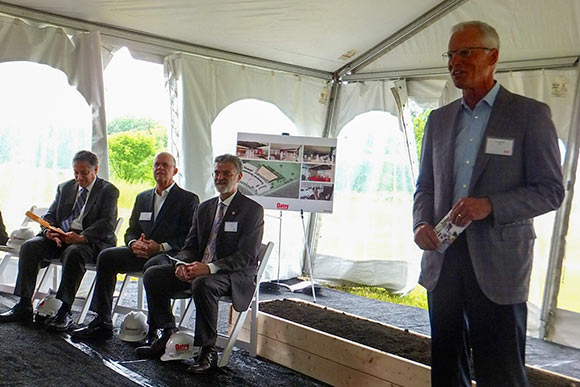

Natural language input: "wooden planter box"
[231,299,580,387]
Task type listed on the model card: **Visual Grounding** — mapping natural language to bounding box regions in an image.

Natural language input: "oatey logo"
[277,202,289,210]
[175,343,190,352]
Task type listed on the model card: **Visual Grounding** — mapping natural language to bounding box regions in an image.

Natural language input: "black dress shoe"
[70,317,113,340]
[0,304,33,323]
[187,347,218,374]
[46,310,73,332]
[134,328,176,358]
[140,329,160,346]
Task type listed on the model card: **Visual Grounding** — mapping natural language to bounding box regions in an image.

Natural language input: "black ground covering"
[1,281,580,386]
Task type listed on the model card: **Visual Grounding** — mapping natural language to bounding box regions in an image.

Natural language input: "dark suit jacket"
[125,184,199,253]
[0,211,8,245]
[176,191,264,311]
[413,86,564,304]
[42,177,119,251]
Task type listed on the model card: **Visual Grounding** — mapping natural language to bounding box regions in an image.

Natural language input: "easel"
[266,209,317,303]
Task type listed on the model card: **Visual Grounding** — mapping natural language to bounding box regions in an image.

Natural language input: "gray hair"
[451,21,500,50]
[155,151,177,167]
[214,154,243,173]
[72,150,98,168]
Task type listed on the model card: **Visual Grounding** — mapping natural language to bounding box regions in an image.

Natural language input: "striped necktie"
[60,187,88,232]
[202,202,226,264]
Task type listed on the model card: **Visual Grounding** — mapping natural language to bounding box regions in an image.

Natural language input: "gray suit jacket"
[413,86,564,304]
[176,191,264,311]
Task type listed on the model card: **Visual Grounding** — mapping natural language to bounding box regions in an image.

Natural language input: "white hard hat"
[160,331,200,361]
[7,227,35,250]
[34,294,62,323]
[118,311,149,342]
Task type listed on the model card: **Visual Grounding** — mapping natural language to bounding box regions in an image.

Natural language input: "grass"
[329,285,428,310]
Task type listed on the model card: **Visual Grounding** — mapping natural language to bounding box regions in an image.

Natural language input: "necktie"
[202,202,226,263]
[60,187,88,232]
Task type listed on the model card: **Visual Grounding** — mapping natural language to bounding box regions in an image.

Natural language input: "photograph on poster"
[237,141,269,159]
[303,145,336,164]
[299,182,333,201]
[269,143,301,162]
[301,163,334,183]
[239,160,300,198]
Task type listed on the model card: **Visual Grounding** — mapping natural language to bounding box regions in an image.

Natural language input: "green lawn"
[330,285,428,310]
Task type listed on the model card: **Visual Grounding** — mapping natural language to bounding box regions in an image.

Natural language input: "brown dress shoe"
[187,346,218,374]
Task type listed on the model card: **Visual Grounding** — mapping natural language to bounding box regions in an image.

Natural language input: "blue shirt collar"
[461,81,501,111]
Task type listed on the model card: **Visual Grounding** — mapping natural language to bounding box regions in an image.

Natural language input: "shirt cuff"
[127,239,137,247]
[160,242,171,252]
[207,263,219,274]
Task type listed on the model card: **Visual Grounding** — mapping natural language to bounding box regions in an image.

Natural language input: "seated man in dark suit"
[135,154,264,374]
[0,150,119,331]
[71,152,199,340]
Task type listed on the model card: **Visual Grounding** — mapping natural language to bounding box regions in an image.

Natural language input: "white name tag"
[485,137,514,156]
[224,221,238,232]
[139,212,152,221]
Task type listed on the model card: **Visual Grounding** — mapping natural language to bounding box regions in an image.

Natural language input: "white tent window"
[315,111,421,291]
[0,61,91,232]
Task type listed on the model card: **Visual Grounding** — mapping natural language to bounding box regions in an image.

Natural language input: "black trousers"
[143,263,232,347]
[90,247,170,321]
[428,233,528,387]
[14,236,99,306]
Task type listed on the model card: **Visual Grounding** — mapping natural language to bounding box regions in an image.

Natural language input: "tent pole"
[335,0,468,79]
[540,68,580,340]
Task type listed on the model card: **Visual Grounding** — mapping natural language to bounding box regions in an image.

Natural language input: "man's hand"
[130,233,162,259]
[174,262,210,282]
[450,197,492,227]
[59,231,87,245]
[45,229,63,247]
[414,224,440,251]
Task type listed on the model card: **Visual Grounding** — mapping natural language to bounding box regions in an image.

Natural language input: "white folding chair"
[175,241,275,367]
[0,206,48,293]
[33,217,123,324]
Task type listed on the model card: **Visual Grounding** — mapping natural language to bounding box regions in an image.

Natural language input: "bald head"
[153,152,178,192]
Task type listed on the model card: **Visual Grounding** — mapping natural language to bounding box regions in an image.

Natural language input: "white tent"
[0,0,579,349]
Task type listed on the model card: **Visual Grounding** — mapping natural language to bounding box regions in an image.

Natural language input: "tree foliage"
[412,108,432,160]
[108,131,157,184]
[107,116,160,134]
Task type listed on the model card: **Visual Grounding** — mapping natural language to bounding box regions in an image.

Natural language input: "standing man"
[71,152,199,340]
[136,154,264,374]
[413,21,564,387]
[0,150,119,331]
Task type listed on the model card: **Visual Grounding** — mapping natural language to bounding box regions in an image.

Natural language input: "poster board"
[236,133,337,213]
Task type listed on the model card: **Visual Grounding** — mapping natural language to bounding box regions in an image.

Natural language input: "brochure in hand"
[433,209,470,253]
[25,211,66,235]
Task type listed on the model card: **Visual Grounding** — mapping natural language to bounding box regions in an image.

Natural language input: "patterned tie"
[60,187,88,232]
[202,202,226,263]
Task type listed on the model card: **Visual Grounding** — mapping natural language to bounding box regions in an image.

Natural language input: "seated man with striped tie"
[135,154,264,374]
[0,150,119,331]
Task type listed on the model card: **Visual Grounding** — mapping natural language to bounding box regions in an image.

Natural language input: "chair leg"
[0,254,13,281]
[33,264,53,304]
[112,275,130,321]
[78,274,96,324]
[219,309,249,368]
[137,276,144,311]
[177,299,193,328]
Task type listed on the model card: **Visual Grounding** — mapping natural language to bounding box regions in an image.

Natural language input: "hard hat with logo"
[7,227,35,250]
[118,311,149,342]
[160,331,201,361]
[34,293,62,323]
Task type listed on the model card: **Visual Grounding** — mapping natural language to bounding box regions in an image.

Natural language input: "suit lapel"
[469,87,514,192]
[437,101,461,210]
[62,181,78,220]
[151,185,179,231]
[201,198,219,250]
[83,178,102,217]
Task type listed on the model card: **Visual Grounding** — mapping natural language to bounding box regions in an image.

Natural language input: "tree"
[412,109,432,159]
[108,131,156,184]
[107,117,161,134]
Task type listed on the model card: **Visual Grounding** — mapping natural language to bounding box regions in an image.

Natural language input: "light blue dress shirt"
[453,82,501,204]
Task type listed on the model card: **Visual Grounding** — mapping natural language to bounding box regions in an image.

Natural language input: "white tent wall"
[0,15,109,178]
[164,52,329,281]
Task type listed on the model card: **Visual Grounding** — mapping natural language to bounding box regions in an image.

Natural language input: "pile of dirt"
[260,299,579,387]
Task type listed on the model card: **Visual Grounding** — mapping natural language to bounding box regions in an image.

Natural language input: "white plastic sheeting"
[0,15,109,177]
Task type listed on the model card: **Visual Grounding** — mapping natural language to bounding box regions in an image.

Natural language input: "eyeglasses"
[212,170,235,178]
[442,47,494,60]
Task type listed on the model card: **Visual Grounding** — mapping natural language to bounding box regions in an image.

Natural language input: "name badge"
[485,137,514,156]
[224,221,238,232]
[139,212,152,221]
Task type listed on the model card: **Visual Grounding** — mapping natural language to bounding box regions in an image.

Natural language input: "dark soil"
[261,299,580,387]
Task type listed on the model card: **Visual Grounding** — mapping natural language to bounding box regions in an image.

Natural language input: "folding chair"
[32,217,123,324]
[175,241,274,367]
[0,206,48,293]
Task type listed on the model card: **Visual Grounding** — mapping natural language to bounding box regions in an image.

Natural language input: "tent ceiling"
[1,0,579,76]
